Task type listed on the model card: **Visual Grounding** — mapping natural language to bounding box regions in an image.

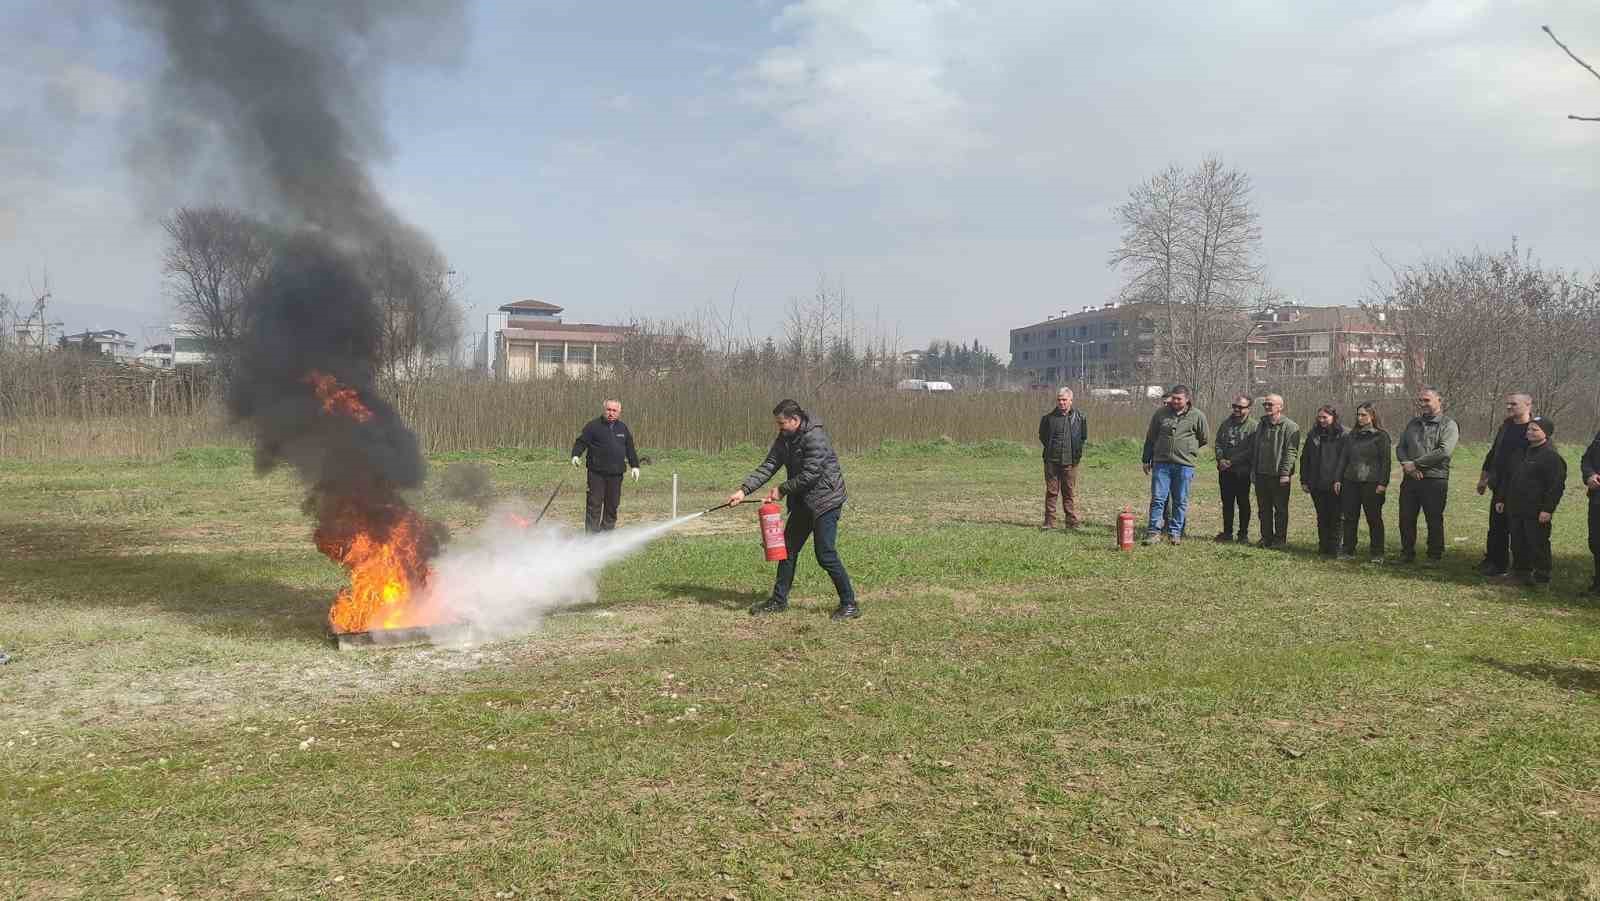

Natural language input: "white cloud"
[744,0,984,172]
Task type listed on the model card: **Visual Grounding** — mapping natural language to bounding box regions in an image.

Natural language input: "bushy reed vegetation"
[0,350,1572,462]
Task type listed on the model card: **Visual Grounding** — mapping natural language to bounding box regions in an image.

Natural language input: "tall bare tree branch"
[1543,25,1600,122]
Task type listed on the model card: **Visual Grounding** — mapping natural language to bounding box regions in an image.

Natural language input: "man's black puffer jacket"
[739,414,847,515]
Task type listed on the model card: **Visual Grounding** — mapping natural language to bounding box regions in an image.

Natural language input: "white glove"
[570,456,581,467]
[630,467,640,482]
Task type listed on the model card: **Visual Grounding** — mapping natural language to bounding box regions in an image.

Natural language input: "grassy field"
[3,439,1599,899]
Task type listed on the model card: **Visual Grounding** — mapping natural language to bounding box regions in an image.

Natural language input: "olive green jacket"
[1213,415,1256,470]
[1242,416,1302,478]
[1142,406,1211,468]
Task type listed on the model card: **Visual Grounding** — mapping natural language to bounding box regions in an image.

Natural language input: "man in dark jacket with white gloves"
[571,399,640,533]
[727,399,859,621]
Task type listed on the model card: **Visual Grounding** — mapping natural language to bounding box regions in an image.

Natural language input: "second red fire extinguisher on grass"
[1117,505,1136,551]
[759,501,789,561]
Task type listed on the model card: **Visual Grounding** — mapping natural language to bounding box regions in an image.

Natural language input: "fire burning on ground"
[300,370,449,637]
[317,499,441,634]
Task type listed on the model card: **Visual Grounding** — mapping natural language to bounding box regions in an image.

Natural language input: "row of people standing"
[1124,386,1600,592]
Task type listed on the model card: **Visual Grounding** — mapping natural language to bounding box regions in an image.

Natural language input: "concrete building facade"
[480,299,634,381]
[1008,302,1158,388]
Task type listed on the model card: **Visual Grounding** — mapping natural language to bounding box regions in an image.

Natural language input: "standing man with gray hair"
[571,399,640,533]
[1395,387,1459,564]
[1244,393,1300,548]
[1039,387,1088,531]
[1476,392,1533,577]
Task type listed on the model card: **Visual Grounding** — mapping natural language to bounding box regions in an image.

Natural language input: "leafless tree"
[360,233,464,387]
[1110,158,1267,405]
[617,315,709,381]
[1543,25,1600,122]
[1364,241,1600,424]
[160,207,277,368]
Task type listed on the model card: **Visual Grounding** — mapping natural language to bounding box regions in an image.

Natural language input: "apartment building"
[1009,301,1411,393]
[1008,302,1158,387]
[1255,304,1410,391]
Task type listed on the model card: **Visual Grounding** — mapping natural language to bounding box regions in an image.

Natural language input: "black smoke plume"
[229,236,420,493]
[122,0,465,583]
[124,0,465,251]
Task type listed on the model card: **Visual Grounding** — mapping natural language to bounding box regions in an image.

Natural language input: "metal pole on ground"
[672,472,678,519]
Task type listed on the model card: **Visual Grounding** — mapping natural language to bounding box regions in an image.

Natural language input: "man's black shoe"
[1236,534,1250,544]
[1477,560,1503,577]
[1255,537,1273,549]
[830,602,861,621]
[1400,552,1416,564]
[1214,531,1232,543]
[749,598,788,616]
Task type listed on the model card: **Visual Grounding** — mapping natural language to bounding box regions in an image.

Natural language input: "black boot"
[749,597,788,616]
[830,600,861,621]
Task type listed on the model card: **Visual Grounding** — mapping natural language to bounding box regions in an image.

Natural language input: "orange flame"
[303,370,373,423]
[319,504,444,633]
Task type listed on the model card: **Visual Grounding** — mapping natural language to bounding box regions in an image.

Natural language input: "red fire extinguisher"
[1117,505,1136,551]
[759,501,789,562]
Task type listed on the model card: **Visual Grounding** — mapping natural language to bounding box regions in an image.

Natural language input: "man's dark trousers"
[1254,475,1290,545]
[1399,477,1448,559]
[1484,505,1511,572]
[771,506,855,606]
[1509,517,1553,581]
[1589,499,1600,587]
[585,470,623,533]
[1219,470,1251,539]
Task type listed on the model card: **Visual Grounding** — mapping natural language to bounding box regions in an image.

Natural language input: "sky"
[1,0,1597,360]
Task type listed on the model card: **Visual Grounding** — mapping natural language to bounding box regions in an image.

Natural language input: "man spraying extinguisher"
[725,399,860,621]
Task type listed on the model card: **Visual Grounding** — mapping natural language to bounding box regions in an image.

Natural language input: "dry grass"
[3,440,1599,898]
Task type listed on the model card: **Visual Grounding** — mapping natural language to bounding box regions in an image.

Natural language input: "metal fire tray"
[331,622,472,651]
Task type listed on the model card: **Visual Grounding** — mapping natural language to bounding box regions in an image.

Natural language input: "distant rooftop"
[499,299,564,314]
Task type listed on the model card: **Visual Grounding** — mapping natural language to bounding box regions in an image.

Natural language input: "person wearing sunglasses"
[1213,395,1257,543]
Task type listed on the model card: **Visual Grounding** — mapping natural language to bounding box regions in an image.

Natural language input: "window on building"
[1047,348,1059,359]
[1099,342,1110,356]
[1047,328,1057,339]
[1293,359,1309,375]
[1294,335,1311,351]
[567,345,594,364]
[1021,351,1032,361]
[538,345,564,364]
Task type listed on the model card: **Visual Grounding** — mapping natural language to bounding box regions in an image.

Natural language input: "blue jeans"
[771,505,856,605]
[1147,463,1195,536]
